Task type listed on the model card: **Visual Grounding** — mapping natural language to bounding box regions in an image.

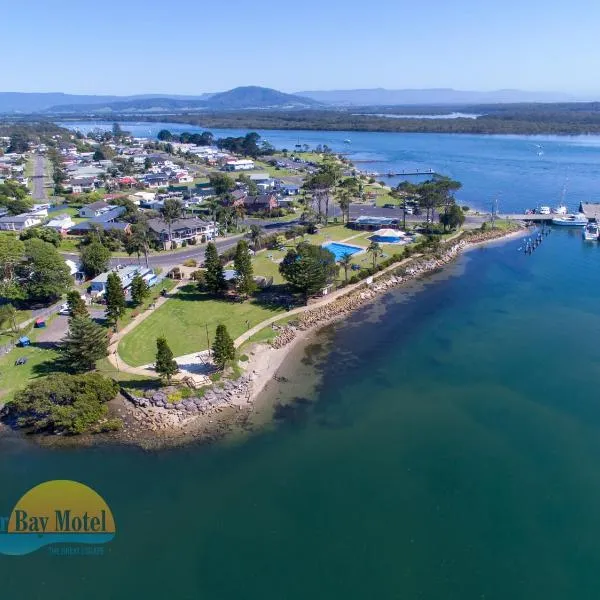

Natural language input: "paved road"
[31,154,47,201]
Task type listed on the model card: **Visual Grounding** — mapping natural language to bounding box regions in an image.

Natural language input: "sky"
[4,0,600,95]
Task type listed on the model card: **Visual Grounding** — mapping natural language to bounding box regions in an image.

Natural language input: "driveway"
[33,308,106,346]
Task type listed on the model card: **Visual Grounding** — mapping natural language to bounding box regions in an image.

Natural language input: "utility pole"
[205,324,211,359]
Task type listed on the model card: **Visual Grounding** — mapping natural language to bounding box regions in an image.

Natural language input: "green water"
[2,230,600,599]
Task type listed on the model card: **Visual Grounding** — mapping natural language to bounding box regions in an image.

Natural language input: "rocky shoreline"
[272,227,521,350]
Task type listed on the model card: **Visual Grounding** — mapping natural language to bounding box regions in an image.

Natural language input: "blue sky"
[5,0,600,95]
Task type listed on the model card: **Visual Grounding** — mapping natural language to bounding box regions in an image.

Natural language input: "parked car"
[383,203,395,209]
[58,303,70,315]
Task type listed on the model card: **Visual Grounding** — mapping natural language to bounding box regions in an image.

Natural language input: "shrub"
[239,354,249,362]
[183,258,197,267]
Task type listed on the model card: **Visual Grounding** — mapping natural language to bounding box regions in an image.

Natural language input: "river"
[61,120,600,213]
[2,127,600,599]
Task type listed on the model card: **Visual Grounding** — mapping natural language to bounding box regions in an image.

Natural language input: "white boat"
[343,139,351,144]
[552,213,588,226]
[552,204,568,215]
[539,206,551,215]
[583,222,599,240]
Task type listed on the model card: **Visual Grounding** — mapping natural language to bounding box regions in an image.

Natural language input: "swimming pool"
[322,242,364,261]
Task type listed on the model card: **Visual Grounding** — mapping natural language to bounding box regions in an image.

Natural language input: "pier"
[359,169,439,178]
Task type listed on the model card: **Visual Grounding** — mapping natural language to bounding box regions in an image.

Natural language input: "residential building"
[147,217,217,249]
[144,174,170,189]
[244,193,279,213]
[79,201,112,218]
[224,159,255,172]
[0,213,43,231]
[90,265,155,296]
[46,214,75,232]
[68,177,98,194]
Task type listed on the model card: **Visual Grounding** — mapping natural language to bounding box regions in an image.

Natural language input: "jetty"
[360,169,439,178]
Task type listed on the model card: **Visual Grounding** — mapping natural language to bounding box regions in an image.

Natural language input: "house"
[224,159,255,172]
[144,174,170,189]
[0,213,43,231]
[46,214,75,232]
[282,184,300,196]
[118,176,138,187]
[79,201,112,218]
[249,173,272,184]
[69,177,97,194]
[231,189,248,206]
[90,265,155,296]
[147,217,217,249]
[69,221,131,235]
[244,193,279,213]
[172,171,193,184]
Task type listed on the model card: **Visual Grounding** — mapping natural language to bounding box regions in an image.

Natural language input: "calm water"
[62,120,600,212]
[4,129,600,598]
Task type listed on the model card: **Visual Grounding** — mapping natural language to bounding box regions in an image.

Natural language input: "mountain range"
[0,86,592,114]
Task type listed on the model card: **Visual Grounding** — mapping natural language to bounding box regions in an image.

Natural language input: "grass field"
[0,340,60,404]
[118,284,285,366]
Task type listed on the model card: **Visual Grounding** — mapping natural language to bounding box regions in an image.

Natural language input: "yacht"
[343,139,351,144]
[552,204,568,215]
[583,222,599,241]
[552,213,588,226]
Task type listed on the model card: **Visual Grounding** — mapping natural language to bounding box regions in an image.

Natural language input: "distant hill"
[0,92,212,114]
[296,88,580,106]
[204,86,320,109]
[45,86,320,114]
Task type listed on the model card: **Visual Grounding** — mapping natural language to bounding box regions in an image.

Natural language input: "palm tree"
[249,224,263,250]
[336,189,351,224]
[162,198,183,249]
[339,252,353,283]
[367,241,382,269]
[234,203,246,230]
[206,198,221,240]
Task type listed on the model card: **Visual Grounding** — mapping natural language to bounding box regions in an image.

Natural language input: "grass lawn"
[0,342,60,405]
[117,278,176,329]
[118,284,285,367]
[251,248,287,284]
[59,237,81,252]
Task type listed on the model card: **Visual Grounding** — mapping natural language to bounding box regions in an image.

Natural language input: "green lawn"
[117,278,176,329]
[118,284,285,366]
[0,343,60,404]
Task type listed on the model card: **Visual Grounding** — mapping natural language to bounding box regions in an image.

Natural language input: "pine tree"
[233,240,256,297]
[60,315,108,373]
[204,242,227,295]
[66,290,88,318]
[155,336,178,382]
[105,272,126,327]
[212,324,235,370]
[130,273,150,306]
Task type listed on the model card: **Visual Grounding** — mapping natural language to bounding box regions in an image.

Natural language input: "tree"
[130,273,150,306]
[336,189,352,224]
[249,224,263,250]
[367,241,382,269]
[279,242,338,300]
[81,241,111,277]
[0,233,25,300]
[125,221,152,268]
[204,242,227,295]
[212,324,235,370]
[208,172,235,196]
[21,238,72,303]
[93,148,106,161]
[157,129,173,141]
[19,226,61,247]
[440,203,466,231]
[233,240,256,297]
[60,315,109,373]
[155,336,178,382]
[0,303,18,333]
[105,272,126,327]
[66,290,88,318]
[162,198,183,248]
[339,252,353,283]
[9,372,119,434]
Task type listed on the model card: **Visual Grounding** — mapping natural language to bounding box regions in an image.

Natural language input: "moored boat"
[552,204,568,215]
[583,222,599,240]
[552,213,588,226]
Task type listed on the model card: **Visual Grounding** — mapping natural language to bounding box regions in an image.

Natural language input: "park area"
[118,285,285,367]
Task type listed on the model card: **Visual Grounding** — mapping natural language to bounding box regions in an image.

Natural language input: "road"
[31,154,47,201]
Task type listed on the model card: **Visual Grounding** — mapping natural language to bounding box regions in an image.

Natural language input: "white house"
[147,217,217,249]
[224,159,255,172]
[46,214,75,232]
[79,201,112,219]
[0,213,43,231]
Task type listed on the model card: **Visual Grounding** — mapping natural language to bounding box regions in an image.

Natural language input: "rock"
[152,392,167,404]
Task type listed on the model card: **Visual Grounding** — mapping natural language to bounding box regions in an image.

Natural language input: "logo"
[0,480,115,556]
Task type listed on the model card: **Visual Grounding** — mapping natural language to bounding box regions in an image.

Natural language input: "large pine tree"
[204,242,227,295]
[105,272,126,327]
[212,324,235,370]
[66,290,88,318]
[130,273,150,306]
[60,315,109,373]
[233,240,256,297]
[155,336,179,382]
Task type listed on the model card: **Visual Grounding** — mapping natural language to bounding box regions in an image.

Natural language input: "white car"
[57,303,70,316]
[539,206,551,215]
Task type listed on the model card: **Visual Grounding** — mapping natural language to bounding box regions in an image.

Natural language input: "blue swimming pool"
[322,242,363,261]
